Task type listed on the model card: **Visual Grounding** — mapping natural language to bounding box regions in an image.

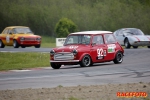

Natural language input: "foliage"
[0,0,150,37]
[55,18,78,37]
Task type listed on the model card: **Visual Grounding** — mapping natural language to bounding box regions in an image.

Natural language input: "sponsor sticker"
[107,44,116,53]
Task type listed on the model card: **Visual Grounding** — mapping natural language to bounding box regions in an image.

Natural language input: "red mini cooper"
[50,31,124,69]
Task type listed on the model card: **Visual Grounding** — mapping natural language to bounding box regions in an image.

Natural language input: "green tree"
[55,18,78,37]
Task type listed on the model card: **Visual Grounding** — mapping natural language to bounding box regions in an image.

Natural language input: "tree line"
[0,0,150,37]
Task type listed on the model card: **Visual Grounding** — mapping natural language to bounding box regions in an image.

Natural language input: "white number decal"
[6,35,10,43]
[97,48,103,57]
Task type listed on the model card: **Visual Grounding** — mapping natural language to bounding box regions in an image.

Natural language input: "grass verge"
[0,52,50,71]
[41,35,56,48]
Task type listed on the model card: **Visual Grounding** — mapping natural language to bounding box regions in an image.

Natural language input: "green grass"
[0,52,50,71]
[41,35,56,48]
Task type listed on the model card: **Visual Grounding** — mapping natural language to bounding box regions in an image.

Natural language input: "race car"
[113,28,150,49]
[50,31,124,69]
[0,26,41,48]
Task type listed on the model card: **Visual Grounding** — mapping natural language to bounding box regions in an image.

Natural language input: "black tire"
[113,51,123,64]
[21,46,26,48]
[13,40,19,48]
[147,46,150,48]
[50,62,61,69]
[124,39,131,49]
[133,46,138,49]
[0,40,5,48]
[35,44,40,48]
[80,55,91,67]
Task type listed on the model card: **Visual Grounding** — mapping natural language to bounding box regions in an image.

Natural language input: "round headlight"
[20,37,25,41]
[72,49,78,55]
[36,38,41,41]
[50,49,55,56]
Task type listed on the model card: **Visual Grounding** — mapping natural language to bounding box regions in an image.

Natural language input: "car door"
[104,34,117,61]
[91,35,107,62]
[7,28,14,45]
[4,28,14,46]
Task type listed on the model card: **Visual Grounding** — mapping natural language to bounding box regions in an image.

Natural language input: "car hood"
[53,44,91,53]
[14,34,41,38]
[127,35,150,41]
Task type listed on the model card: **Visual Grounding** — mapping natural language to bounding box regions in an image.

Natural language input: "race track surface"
[0,47,150,90]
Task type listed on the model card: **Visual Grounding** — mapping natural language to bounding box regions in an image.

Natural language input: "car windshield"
[64,35,91,45]
[123,29,144,36]
[14,28,33,34]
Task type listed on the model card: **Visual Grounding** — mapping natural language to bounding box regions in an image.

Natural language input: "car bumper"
[19,41,41,45]
[131,41,150,46]
[50,60,79,63]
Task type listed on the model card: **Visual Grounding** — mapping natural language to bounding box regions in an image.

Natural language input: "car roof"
[6,26,29,28]
[70,31,112,35]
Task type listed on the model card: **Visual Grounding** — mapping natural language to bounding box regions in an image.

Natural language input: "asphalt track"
[0,47,150,90]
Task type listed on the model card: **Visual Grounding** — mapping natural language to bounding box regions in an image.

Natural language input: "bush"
[55,18,78,37]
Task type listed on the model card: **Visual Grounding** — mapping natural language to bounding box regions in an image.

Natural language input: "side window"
[104,34,116,44]
[11,29,16,34]
[118,30,123,36]
[2,29,9,34]
[92,35,104,45]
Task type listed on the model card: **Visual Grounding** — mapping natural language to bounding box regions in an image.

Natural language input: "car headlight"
[36,38,41,41]
[50,49,55,56]
[20,37,25,41]
[72,49,78,55]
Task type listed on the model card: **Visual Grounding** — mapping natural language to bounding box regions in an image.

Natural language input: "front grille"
[54,52,74,60]
[25,38,35,41]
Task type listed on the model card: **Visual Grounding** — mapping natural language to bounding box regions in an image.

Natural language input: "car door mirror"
[92,42,96,46]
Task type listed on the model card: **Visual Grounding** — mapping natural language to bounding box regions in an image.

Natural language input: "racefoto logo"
[117,92,148,98]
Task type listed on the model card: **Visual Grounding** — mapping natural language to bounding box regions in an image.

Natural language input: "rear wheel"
[113,51,123,64]
[13,40,19,48]
[0,40,5,48]
[133,46,138,49]
[80,55,91,67]
[50,62,61,69]
[124,39,131,49]
[147,46,150,48]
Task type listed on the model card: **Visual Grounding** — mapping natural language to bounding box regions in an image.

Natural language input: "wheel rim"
[83,56,90,66]
[125,40,128,48]
[117,53,123,62]
[13,41,16,47]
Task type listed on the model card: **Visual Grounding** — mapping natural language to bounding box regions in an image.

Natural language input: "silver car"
[113,28,150,49]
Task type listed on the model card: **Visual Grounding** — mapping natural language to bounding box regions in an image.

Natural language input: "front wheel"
[113,51,123,64]
[133,46,138,49]
[147,46,150,48]
[35,44,40,48]
[50,62,61,69]
[124,39,131,49]
[13,40,19,48]
[80,55,91,67]
[0,40,5,48]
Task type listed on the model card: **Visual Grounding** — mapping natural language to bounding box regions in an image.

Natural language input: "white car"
[113,28,150,49]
